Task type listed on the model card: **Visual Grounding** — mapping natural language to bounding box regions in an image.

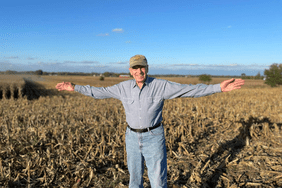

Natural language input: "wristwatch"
[71,83,75,89]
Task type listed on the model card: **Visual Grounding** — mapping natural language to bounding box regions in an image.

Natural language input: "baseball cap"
[129,55,148,68]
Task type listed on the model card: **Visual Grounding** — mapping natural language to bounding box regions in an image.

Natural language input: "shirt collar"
[132,76,150,88]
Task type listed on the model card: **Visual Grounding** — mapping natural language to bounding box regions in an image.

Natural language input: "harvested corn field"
[0,75,25,100]
[0,76,281,187]
[0,75,59,100]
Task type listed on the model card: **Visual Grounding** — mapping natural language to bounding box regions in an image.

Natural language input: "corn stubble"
[0,77,282,187]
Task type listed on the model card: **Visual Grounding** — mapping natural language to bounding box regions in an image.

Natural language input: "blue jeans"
[125,124,168,188]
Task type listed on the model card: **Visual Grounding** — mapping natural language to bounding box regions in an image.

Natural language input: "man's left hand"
[220,78,245,92]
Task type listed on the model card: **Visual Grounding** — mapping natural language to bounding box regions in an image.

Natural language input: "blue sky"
[1,0,281,75]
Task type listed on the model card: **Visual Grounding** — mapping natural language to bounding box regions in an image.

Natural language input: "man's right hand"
[55,82,75,91]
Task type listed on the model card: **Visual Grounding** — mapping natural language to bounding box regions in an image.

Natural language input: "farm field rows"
[0,75,282,187]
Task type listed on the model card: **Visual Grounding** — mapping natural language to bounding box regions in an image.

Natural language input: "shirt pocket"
[146,96,163,112]
[122,98,134,114]
[147,96,162,103]
[123,97,134,104]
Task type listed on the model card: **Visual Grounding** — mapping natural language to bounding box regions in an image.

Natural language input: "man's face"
[129,65,148,83]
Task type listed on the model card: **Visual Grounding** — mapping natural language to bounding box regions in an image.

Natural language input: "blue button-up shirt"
[74,77,221,129]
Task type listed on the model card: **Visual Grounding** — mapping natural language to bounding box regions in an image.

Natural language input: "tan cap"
[129,55,148,68]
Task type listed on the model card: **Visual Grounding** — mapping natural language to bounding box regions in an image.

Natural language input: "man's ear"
[129,68,133,75]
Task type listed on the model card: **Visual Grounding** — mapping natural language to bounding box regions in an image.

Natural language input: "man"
[56,55,244,188]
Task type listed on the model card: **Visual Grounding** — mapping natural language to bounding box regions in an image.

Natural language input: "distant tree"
[5,70,17,74]
[264,63,282,87]
[241,73,246,78]
[199,74,212,83]
[99,76,105,81]
[255,72,263,80]
[34,70,43,75]
[103,72,111,77]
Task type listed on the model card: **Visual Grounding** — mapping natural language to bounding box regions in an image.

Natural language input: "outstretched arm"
[220,78,245,92]
[55,82,75,91]
[55,81,122,100]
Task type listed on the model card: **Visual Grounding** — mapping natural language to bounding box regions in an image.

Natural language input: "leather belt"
[127,123,162,133]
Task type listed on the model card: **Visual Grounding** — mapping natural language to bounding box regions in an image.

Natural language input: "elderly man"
[56,55,244,188]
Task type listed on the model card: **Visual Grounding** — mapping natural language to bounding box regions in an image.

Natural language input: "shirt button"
[139,117,141,119]
[139,108,141,110]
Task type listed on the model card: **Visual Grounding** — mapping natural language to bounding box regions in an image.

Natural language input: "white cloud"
[227,25,232,28]
[209,64,238,67]
[229,63,238,66]
[64,61,76,64]
[171,63,199,67]
[0,62,13,70]
[96,33,109,36]
[64,61,99,65]
[80,61,99,64]
[47,62,60,65]
[5,56,19,59]
[112,28,124,33]
[95,65,108,68]
[117,61,128,65]
[108,61,128,65]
